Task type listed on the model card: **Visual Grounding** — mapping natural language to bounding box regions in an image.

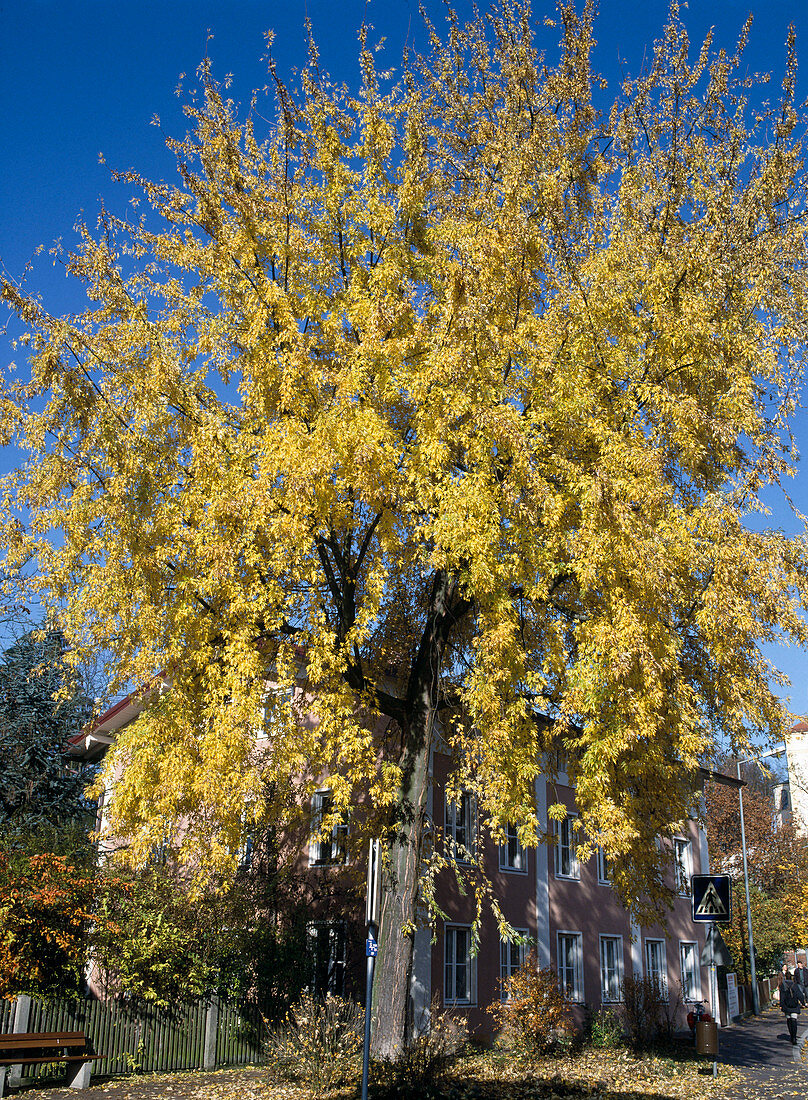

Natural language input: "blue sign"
[366,932,378,958]
[691,874,731,923]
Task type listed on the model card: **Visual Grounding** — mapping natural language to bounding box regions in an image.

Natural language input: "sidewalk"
[715,1004,808,1098]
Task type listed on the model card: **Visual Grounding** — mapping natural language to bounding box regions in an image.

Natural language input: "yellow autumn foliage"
[2,0,808,1051]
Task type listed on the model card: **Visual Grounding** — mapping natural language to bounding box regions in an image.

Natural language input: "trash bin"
[696,1019,718,1056]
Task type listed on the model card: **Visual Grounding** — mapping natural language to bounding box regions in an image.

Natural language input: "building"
[782,722,808,832]
[70,685,711,1036]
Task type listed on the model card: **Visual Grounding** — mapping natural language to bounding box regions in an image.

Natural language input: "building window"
[238,833,254,871]
[680,941,701,1002]
[599,935,623,1003]
[149,824,173,866]
[499,930,528,1000]
[307,921,346,996]
[446,790,476,862]
[557,931,584,1002]
[309,789,348,866]
[597,847,611,885]
[645,938,667,998]
[554,814,579,879]
[499,823,526,872]
[674,837,692,897]
[262,686,294,738]
[445,925,476,1005]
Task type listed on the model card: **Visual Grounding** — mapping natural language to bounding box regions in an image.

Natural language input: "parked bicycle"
[686,1001,712,1038]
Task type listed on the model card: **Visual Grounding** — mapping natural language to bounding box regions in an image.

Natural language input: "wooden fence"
[3,994,265,1085]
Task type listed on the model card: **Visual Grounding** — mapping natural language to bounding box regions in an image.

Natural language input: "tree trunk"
[369,570,470,1059]
[369,716,430,1059]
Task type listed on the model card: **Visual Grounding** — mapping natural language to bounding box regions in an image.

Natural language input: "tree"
[92,828,334,1018]
[3,2,808,1056]
[0,629,96,840]
[706,765,808,981]
[0,846,100,1000]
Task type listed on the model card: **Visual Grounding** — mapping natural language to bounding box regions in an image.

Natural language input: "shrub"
[619,974,680,1048]
[589,1007,624,1049]
[264,990,363,1091]
[488,952,571,1054]
[370,1004,467,1100]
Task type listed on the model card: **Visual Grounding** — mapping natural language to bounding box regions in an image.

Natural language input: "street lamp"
[736,745,786,1016]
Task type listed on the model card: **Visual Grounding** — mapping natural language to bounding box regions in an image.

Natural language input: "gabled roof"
[66,672,169,762]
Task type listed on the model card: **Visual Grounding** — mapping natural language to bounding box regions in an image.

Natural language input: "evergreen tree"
[0,630,95,840]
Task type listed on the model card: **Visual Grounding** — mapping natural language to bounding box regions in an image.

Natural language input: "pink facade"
[422,749,710,1038]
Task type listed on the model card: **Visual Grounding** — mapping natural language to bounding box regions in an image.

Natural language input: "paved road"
[716,1004,808,1097]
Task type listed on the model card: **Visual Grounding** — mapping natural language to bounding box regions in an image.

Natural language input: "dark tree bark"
[369,570,471,1059]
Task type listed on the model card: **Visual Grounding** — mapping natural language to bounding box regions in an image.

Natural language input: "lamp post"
[735,745,785,1016]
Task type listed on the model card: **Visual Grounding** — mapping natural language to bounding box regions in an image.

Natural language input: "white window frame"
[599,935,623,1003]
[597,846,611,885]
[499,929,528,1001]
[557,930,584,1002]
[679,941,701,1002]
[238,832,254,871]
[645,938,668,999]
[554,813,580,879]
[261,686,295,740]
[444,924,476,1005]
[309,789,348,866]
[149,824,174,866]
[445,790,476,862]
[307,920,346,996]
[499,823,527,873]
[673,837,692,897]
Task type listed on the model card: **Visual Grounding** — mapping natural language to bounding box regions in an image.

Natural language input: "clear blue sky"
[1,0,807,719]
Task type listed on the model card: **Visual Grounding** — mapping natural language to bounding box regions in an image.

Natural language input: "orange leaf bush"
[488,952,571,1054]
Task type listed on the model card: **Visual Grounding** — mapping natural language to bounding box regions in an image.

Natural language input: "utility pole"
[736,746,785,1015]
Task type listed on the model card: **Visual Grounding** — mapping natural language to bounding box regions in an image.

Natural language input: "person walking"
[776,962,788,1002]
[780,970,806,1045]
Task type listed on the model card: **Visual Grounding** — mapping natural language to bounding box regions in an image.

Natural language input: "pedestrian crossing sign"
[691,874,731,923]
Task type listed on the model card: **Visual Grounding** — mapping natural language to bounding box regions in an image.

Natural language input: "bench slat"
[0,1032,86,1047]
[0,1041,88,1052]
[0,1033,85,1040]
[0,1055,102,1067]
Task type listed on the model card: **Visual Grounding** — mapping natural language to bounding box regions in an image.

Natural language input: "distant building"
[784,721,808,833]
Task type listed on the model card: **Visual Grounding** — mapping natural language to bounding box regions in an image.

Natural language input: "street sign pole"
[692,874,733,1073]
[709,922,718,1078]
[361,839,381,1100]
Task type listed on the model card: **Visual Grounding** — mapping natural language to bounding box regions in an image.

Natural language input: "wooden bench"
[0,1031,102,1095]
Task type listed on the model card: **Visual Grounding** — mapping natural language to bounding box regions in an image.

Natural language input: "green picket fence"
[5,995,265,1085]
[216,998,265,1067]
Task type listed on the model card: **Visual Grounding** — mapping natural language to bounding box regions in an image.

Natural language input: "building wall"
[786,722,808,834]
[425,753,709,1038]
[546,775,708,1029]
